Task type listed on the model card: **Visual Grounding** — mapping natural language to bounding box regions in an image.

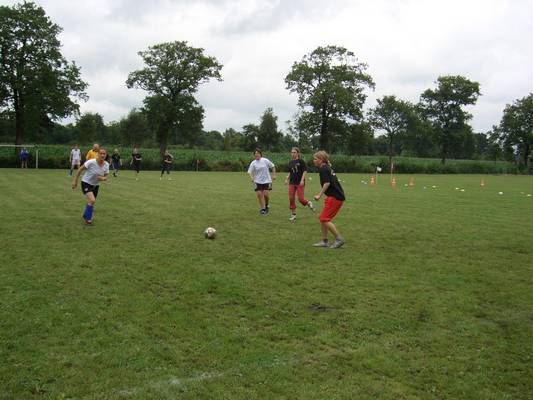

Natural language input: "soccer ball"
[204,227,217,239]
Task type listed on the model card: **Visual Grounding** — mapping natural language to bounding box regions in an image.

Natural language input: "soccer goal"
[0,144,40,168]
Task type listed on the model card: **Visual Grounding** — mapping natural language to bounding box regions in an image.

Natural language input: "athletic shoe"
[313,240,329,247]
[260,209,266,215]
[83,217,92,225]
[307,200,315,212]
[329,238,345,249]
[289,214,297,221]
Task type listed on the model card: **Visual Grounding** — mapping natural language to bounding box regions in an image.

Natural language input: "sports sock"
[83,204,94,220]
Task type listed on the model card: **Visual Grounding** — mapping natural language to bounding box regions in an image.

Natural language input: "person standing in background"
[69,144,81,176]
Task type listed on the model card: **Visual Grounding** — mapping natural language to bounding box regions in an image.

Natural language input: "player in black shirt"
[160,150,174,180]
[111,148,122,177]
[130,149,142,181]
[312,151,345,249]
[284,147,315,221]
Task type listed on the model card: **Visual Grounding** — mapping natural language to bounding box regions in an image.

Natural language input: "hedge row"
[0,146,522,174]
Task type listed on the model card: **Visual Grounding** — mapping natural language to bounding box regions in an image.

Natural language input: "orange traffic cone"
[480,178,485,187]
[391,177,397,187]
[370,176,376,185]
[409,177,415,187]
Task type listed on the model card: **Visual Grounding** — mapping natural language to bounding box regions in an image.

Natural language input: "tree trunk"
[14,89,24,154]
[319,106,330,152]
[388,133,393,167]
[524,142,530,167]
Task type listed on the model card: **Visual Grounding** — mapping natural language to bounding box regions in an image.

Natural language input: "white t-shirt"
[82,159,109,186]
[248,157,274,184]
[70,148,81,162]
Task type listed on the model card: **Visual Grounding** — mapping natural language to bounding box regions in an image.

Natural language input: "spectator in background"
[20,148,30,168]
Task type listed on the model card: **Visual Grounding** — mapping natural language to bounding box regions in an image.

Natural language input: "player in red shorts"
[312,150,345,249]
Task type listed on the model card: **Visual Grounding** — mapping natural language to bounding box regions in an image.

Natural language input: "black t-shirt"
[112,154,120,163]
[319,164,345,201]
[132,153,142,164]
[288,158,308,185]
[163,154,172,164]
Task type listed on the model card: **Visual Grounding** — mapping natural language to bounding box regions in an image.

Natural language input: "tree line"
[1,2,531,168]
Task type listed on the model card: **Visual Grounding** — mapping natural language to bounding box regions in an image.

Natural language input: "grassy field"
[0,169,532,399]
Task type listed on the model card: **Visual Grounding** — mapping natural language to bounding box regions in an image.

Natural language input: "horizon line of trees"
[1,1,531,167]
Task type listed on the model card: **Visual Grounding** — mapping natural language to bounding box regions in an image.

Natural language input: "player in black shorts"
[111,148,121,177]
[160,150,174,180]
[130,148,142,181]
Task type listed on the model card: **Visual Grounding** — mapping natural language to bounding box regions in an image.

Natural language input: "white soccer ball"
[204,227,217,239]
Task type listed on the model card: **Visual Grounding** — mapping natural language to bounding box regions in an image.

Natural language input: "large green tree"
[0,1,88,148]
[499,93,533,167]
[257,107,282,151]
[285,45,374,152]
[75,112,106,145]
[369,95,414,165]
[119,109,150,147]
[419,75,480,164]
[126,41,222,154]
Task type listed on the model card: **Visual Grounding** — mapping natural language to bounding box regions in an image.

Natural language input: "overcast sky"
[4,0,533,133]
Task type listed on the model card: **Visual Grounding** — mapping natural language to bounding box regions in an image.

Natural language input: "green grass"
[0,170,532,399]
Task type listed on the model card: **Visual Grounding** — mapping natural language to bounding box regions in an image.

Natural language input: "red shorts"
[319,196,344,222]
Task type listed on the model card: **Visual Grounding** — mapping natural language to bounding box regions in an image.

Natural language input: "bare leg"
[256,191,265,209]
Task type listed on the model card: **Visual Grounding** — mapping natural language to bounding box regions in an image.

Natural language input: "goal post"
[0,144,40,168]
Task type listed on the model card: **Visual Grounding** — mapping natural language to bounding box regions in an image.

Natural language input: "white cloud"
[3,0,533,133]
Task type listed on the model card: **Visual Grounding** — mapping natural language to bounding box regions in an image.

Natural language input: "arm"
[71,164,86,189]
[97,173,108,182]
[300,170,307,186]
[314,182,330,201]
[271,165,277,180]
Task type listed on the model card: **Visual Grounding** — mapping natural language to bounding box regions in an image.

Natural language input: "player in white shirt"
[247,149,277,215]
[69,144,81,176]
[71,148,109,225]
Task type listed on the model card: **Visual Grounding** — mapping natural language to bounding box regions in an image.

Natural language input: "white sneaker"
[289,214,297,221]
[329,238,345,249]
[307,201,315,212]
[313,240,329,248]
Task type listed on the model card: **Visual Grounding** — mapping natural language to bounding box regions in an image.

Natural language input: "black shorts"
[254,182,272,192]
[132,162,141,172]
[81,181,99,198]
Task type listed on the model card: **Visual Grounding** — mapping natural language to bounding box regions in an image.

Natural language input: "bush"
[0,144,523,174]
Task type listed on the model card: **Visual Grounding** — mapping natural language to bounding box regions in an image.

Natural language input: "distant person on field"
[69,144,81,176]
[71,148,109,225]
[130,148,142,180]
[312,150,345,249]
[160,149,174,180]
[111,148,122,177]
[285,147,314,221]
[247,148,276,215]
[20,148,30,168]
[85,143,99,161]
